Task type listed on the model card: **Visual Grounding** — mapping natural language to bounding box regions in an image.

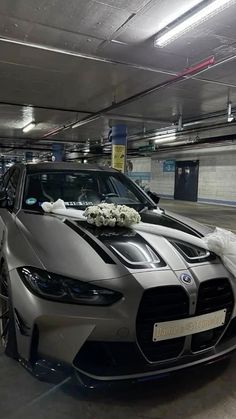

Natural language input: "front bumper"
[9,267,236,382]
[73,323,236,381]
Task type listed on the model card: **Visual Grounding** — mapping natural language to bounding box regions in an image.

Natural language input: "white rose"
[109,218,116,227]
[95,218,102,227]
[87,216,95,225]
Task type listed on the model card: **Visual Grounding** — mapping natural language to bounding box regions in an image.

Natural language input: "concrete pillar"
[52,143,64,162]
[111,125,127,173]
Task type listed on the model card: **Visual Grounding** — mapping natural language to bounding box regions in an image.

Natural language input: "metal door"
[174,160,199,202]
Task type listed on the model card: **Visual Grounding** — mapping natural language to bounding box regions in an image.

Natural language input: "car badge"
[180,273,192,284]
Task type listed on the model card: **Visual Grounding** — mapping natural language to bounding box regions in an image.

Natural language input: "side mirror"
[147,191,160,205]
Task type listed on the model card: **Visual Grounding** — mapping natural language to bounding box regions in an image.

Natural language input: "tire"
[0,262,18,359]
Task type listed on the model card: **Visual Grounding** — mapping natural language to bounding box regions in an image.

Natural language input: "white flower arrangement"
[83,203,141,228]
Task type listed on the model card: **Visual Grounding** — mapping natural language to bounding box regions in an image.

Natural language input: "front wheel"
[0,263,18,359]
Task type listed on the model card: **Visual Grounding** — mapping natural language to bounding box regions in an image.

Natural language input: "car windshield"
[23,170,154,211]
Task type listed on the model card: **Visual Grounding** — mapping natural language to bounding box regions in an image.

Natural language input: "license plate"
[152,309,227,342]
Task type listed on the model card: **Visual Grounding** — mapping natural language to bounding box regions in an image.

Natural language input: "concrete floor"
[1,200,236,419]
[161,199,236,232]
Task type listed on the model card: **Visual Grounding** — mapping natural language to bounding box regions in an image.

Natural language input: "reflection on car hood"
[16,209,212,282]
[141,209,214,237]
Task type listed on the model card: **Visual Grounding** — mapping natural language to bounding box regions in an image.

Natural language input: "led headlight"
[18,267,123,306]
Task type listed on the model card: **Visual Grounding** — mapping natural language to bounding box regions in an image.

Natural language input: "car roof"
[20,162,116,173]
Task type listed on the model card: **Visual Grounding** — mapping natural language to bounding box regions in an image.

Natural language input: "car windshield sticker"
[26,197,37,205]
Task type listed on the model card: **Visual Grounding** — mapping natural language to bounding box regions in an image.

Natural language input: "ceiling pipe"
[155,141,236,156]
[0,100,92,115]
[161,140,193,147]
[129,120,236,147]
[2,36,236,140]
[68,54,236,135]
[127,105,236,138]
[184,115,225,127]
[2,37,234,141]
[0,37,175,77]
[128,127,177,141]
[63,56,215,134]
[105,114,166,124]
[43,53,236,138]
[1,36,235,89]
[0,144,50,151]
[0,134,87,146]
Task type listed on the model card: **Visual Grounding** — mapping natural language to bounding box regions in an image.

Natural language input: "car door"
[0,167,22,257]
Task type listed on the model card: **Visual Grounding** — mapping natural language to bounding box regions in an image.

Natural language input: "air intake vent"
[192,278,234,352]
[136,286,189,362]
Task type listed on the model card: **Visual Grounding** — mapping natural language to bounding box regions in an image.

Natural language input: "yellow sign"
[112,145,126,172]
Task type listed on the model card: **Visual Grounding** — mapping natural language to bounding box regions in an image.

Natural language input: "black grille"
[192,278,234,352]
[136,286,189,362]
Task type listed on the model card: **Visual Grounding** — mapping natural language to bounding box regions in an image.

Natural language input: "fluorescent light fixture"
[156,0,203,32]
[154,135,178,144]
[23,121,36,133]
[227,101,234,122]
[155,0,236,47]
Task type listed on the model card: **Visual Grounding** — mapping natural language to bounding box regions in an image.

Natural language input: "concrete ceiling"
[0,0,236,157]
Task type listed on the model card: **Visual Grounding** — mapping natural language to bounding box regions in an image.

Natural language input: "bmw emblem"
[180,273,192,284]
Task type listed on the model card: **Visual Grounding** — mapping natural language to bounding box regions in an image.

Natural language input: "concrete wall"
[198,154,236,205]
[95,144,236,206]
[150,159,175,198]
[148,144,236,206]
[128,157,151,188]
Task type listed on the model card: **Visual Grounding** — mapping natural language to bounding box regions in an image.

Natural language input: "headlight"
[18,267,123,306]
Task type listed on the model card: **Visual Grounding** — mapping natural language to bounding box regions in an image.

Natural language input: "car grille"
[136,279,234,363]
[191,278,234,352]
[136,286,189,362]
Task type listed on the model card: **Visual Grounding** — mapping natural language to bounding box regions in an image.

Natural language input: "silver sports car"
[0,162,235,385]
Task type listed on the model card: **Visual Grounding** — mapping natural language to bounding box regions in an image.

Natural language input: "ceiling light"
[154,0,236,47]
[23,121,36,133]
[154,135,178,144]
[227,101,234,122]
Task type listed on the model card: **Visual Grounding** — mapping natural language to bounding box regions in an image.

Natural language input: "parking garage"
[1,1,236,419]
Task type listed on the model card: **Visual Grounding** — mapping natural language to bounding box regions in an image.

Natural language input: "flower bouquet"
[83,203,141,228]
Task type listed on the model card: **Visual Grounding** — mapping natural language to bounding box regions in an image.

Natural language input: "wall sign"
[163,160,176,172]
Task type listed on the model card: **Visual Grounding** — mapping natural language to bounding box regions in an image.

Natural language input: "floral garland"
[83,203,141,228]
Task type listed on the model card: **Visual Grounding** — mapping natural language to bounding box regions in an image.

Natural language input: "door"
[174,160,199,202]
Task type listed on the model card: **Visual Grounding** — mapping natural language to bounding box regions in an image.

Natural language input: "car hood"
[16,209,213,282]
[142,208,214,236]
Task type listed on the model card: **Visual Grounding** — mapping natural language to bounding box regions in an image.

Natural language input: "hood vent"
[170,240,216,263]
[77,223,166,270]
